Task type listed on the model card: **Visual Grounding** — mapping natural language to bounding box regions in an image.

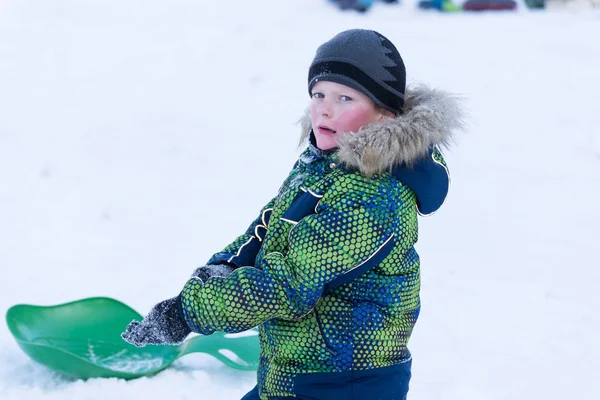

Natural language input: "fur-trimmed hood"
[299,83,465,215]
[299,83,465,177]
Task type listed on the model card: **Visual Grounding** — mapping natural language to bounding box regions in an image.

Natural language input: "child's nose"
[318,100,333,117]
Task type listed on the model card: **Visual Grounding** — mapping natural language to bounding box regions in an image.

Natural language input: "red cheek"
[310,105,319,127]
[337,108,376,133]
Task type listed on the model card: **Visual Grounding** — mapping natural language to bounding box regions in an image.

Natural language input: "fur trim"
[299,83,466,177]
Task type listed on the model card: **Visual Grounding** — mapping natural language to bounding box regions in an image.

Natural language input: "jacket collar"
[298,83,465,215]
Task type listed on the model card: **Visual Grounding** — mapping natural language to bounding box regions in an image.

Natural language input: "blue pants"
[240,386,259,400]
[242,386,407,400]
[241,361,411,399]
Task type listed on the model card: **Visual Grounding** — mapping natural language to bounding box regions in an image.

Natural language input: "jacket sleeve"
[180,180,407,335]
[206,197,276,268]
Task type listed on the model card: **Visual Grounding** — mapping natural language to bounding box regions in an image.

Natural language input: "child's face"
[310,81,389,151]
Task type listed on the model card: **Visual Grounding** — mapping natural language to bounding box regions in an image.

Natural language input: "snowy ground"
[1,0,599,399]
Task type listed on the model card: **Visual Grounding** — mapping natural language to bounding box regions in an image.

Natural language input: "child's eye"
[340,95,353,101]
[312,92,324,99]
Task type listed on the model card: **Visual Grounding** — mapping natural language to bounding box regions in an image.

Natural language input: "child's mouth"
[318,126,336,134]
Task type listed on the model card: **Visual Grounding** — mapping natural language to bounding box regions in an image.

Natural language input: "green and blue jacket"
[179,84,464,399]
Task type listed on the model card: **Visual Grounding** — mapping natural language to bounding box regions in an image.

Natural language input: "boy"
[123,29,464,400]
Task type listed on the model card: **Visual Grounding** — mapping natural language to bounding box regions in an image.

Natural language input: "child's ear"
[378,108,395,120]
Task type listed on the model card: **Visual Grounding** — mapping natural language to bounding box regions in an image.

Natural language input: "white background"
[1,0,599,399]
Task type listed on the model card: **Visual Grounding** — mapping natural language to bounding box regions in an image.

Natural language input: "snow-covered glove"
[121,296,191,347]
[121,264,234,347]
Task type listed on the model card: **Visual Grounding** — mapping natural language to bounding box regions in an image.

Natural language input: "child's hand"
[121,297,191,347]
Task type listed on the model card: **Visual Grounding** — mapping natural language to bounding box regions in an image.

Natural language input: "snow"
[1,0,599,399]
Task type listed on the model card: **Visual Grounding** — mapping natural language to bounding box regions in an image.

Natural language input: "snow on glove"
[121,264,234,347]
[190,263,235,282]
[121,296,191,347]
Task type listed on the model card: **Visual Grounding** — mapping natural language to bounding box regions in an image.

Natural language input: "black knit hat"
[308,29,406,115]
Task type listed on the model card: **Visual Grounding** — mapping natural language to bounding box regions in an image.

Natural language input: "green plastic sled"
[5,297,260,380]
